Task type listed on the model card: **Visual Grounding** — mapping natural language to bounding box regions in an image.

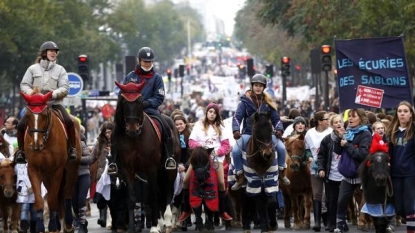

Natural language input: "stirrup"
[165,157,176,170]
[108,163,118,176]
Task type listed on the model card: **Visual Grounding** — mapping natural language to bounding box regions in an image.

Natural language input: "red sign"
[101,104,114,120]
[354,85,384,108]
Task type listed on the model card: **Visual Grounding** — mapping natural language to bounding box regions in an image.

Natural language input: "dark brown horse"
[0,160,19,233]
[243,112,278,232]
[188,147,217,232]
[112,81,179,233]
[281,134,312,230]
[21,91,81,233]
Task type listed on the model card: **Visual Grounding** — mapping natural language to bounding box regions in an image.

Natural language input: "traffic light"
[246,58,255,78]
[78,55,89,81]
[281,56,291,77]
[179,65,185,77]
[265,65,274,78]
[321,45,332,71]
[166,69,172,81]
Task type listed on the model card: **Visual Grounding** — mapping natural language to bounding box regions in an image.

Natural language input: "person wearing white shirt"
[305,111,333,232]
[178,103,233,222]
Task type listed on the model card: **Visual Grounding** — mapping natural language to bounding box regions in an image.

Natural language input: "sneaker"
[178,211,192,222]
[165,157,176,170]
[231,170,246,191]
[280,176,291,185]
[220,212,233,221]
[333,228,343,233]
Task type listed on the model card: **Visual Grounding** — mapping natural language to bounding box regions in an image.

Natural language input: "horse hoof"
[284,223,291,228]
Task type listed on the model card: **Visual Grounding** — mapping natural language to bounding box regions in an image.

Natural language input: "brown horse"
[112,81,180,233]
[243,112,278,232]
[281,134,312,230]
[0,160,19,233]
[21,91,81,233]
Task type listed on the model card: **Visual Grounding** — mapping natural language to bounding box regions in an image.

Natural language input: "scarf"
[134,65,154,79]
[344,125,369,142]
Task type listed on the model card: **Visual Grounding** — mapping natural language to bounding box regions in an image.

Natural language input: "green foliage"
[240,0,415,74]
[0,0,204,90]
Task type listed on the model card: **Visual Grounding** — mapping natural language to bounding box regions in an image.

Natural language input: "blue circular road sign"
[67,72,84,97]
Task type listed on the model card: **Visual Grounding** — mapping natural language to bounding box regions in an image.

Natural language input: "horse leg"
[283,195,292,228]
[205,205,215,233]
[27,167,46,233]
[148,177,161,233]
[303,192,312,229]
[241,193,252,231]
[192,206,203,232]
[254,193,269,232]
[291,195,302,230]
[268,195,278,231]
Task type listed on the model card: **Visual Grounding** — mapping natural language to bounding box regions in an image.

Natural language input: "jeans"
[20,203,36,221]
[277,190,284,208]
[336,180,360,230]
[72,174,91,215]
[232,134,286,172]
[392,176,415,218]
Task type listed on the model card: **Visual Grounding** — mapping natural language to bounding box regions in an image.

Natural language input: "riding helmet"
[39,41,60,52]
[251,74,267,86]
[137,47,155,61]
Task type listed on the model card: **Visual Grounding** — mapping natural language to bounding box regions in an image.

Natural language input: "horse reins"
[381,175,394,219]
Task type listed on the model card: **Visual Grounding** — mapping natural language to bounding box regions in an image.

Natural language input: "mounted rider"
[107,46,176,174]
[15,41,77,164]
[230,74,290,190]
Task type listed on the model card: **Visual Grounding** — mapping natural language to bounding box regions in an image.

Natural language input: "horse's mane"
[113,96,127,135]
[189,147,210,168]
[31,87,41,95]
[252,112,272,139]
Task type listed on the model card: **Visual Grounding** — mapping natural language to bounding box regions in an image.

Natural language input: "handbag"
[338,149,359,178]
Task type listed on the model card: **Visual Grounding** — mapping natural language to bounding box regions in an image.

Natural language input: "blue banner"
[335,36,412,111]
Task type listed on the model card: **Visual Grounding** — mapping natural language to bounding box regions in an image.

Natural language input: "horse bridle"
[27,105,52,143]
[123,99,145,135]
[238,136,275,158]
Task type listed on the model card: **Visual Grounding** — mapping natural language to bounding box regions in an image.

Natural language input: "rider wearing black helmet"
[15,41,77,163]
[108,46,176,174]
[230,74,290,190]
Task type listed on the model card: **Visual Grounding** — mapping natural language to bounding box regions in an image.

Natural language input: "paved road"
[86,203,407,233]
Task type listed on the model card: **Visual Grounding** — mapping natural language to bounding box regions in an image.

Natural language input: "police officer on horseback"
[231,74,290,190]
[107,46,176,174]
[15,41,77,163]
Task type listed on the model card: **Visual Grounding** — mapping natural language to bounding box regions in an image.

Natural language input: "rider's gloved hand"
[233,131,241,140]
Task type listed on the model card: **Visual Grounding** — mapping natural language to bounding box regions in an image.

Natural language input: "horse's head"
[366,151,390,186]
[251,112,274,160]
[190,147,211,186]
[115,81,146,137]
[285,134,306,172]
[0,161,16,198]
[21,91,53,151]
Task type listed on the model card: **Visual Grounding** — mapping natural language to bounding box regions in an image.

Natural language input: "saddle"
[145,114,162,142]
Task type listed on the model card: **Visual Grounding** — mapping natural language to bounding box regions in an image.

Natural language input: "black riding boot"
[312,200,322,232]
[178,189,192,222]
[67,125,77,160]
[219,191,232,221]
[15,124,26,164]
[97,207,107,228]
[164,137,176,170]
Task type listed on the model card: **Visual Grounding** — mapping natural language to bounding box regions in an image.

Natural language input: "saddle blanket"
[242,152,279,196]
[189,162,219,212]
[361,203,396,217]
